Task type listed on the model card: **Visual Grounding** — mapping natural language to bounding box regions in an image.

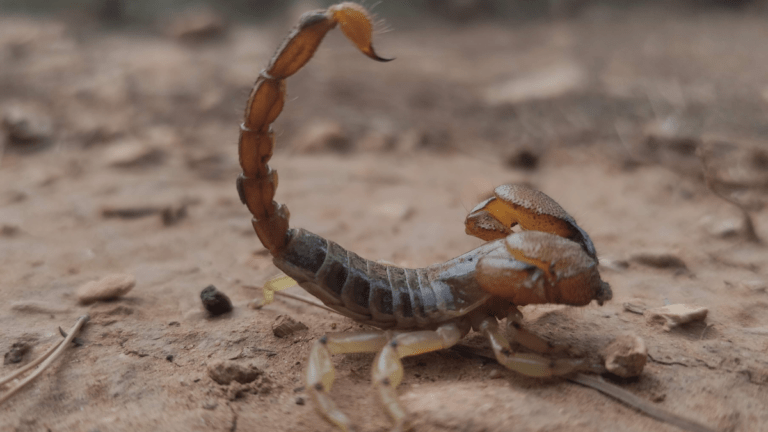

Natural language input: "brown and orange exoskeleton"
[236,4,612,431]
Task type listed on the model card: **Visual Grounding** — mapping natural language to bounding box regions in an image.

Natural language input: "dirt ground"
[2,3,768,432]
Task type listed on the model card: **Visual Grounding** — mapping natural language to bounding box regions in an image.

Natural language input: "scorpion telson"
[236,3,612,431]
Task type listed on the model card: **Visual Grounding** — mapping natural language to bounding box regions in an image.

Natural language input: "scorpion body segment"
[236,3,612,431]
[272,228,504,329]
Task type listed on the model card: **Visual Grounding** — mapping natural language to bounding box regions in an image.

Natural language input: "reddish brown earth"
[1,4,768,432]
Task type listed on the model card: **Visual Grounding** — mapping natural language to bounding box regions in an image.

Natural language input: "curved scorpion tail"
[236,3,391,255]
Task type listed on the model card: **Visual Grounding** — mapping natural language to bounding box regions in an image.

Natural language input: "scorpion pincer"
[235,3,612,431]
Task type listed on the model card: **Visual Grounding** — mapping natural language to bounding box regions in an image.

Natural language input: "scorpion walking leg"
[478,316,587,377]
[372,322,465,431]
[505,308,567,354]
[307,332,390,432]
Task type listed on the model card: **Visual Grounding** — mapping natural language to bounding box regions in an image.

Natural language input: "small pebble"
[272,315,308,338]
[202,400,218,410]
[645,304,708,331]
[488,368,504,379]
[295,396,305,405]
[169,6,227,42]
[602,334,647,378]
[1,224,21,237]
[630,252,687,271]
[76,274,135,305]
[200,285,233,316]
[11,300,70,314]
[505,148,539,171]
[161,204,188,226]
[599,258,630,272]
[207,359,263,385]
[622,302,646,315]
[2,103,53,146]
[103,139,165,168]
[293,120,350,153]
[739,280,767,294]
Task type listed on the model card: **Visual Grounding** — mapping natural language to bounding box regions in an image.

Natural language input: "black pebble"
[200,285,233,316]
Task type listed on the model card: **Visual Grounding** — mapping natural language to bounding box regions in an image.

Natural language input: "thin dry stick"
[0,337,64,387]
[0,314,89,406]
[569,373,718,432]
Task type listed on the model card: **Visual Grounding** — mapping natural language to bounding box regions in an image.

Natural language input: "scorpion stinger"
[236,3,611,431]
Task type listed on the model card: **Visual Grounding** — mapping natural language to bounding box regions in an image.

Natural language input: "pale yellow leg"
[371,323,464,432]
[479,316,586,377]
[252,274,297,308]
[306,332,390,432]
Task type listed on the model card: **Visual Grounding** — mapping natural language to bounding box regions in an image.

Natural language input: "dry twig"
[0,314,89,406]
[569,373,717,432]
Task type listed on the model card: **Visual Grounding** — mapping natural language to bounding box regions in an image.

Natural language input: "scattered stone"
[505,148,540,171]
[645,304,709,331]
[739,280,767,294]
[77,274,135,305]
[629,252,687,271]
[484,62,587,105]
[4,341,32,365]
[640,116,703,175]
[202,400,218,410]
[166,354,174,362]
[293,120,350,153]
[426,0,494,21]
[200,285,233,316]
[742,327,768,336]
[1,103,53,147]
[1,224,21,237]
[373,201,415,221]
[295,396,305,405]
[622,302,646,315]
[169,6,227,42]
[161,203,188,226]
[708,218,745,239]
[397,128,452,153]
[207,359,263,385]
[602,334,647,378]
[101,205,160,220]
[599,258,630,272]
[103,139,166,168]
[272,315,308,338]
[358,130,397,152]
[642,116,701,156]
[11,300,71,314]
[487,368,504,379]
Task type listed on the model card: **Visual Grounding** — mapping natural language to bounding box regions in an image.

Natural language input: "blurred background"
[2,0,767,175]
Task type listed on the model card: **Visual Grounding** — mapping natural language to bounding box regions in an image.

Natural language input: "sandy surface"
[2,4,768,432]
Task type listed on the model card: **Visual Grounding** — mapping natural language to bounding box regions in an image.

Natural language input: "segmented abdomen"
[272,229,494,329]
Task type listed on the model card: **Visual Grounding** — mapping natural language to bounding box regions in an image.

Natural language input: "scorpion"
[236,3,612,431]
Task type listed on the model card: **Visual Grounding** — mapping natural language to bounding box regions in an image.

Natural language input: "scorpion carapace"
[236,3,612,431]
